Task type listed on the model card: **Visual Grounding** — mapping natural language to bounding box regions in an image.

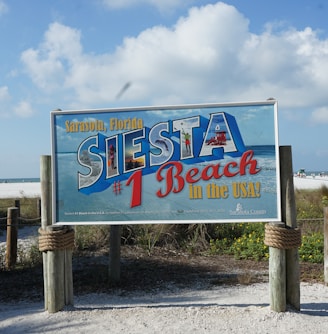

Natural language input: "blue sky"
[1,0,328,178]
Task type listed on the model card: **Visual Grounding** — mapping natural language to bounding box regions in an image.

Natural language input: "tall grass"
[0,197,40,221]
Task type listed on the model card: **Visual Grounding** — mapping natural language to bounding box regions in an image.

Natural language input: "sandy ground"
[0,177,327,333]
[293,175,328,189]
[0,182,41,199]
[0,283,327,333]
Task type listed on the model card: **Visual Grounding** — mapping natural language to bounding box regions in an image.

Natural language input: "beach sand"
[293,175,328,189]
[0,182,41,199]
[0,283,327,334]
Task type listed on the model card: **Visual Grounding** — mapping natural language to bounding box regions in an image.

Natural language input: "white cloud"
[101,0,190,12]
[13,101,35,118]
[0,1,8,16]
[0,86,10,100]
[21,22,82,92]
[311,107,328,123]
[0,86,11,118]
[0,86,36,119]
[20,2,328,116]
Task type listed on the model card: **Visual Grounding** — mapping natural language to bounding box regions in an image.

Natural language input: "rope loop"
[38,227,75,252]
[264,223,301,249]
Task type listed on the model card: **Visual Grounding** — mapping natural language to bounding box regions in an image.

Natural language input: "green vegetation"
[0,185,327,268]
[0,197,40,222]
[0,197,41,269]
[209,223,269,261]
[295,185,328,219]
[75,225,110,251]
[299,233,324,263]
[209,185,327,263]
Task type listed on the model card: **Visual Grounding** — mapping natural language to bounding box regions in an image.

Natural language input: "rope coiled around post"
[38,227,75,252]
[264,224,301,249]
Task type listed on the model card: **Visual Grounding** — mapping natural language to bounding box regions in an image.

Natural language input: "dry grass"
[0,197,40,222]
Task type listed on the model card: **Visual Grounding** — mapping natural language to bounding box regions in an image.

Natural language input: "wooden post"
[46,226,65,313]
[64,243,74,305]
[279,146,300,310]
[324,207,328,285]
[269,222,286,312]
[40,155,74,313]
[41,155,52,309]
[37,198,41,218]
[109,225,122,283]
[14,199,20,219]
[5,207,18,269]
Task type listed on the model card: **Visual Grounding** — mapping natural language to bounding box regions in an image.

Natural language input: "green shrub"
[299,233,324,263]
[210,221,324,264]
[75,185,325,263]
[210,223,269,261]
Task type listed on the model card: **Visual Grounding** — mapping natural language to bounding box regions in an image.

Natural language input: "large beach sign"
[51,101,281,225]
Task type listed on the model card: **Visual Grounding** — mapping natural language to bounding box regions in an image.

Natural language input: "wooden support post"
[109,225,122,284]
[5,207,18,269]
[64,244,74,305]
[41,155,52,309]
[269,222,286,312]
[324,207,328,285]
[40,155,74,313]
[279,146,300,310]
[46,226,65,314]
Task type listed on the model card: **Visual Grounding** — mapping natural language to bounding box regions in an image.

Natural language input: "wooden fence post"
[46,226,65,313]
[279,146,300,310]
[324,207,328,285]
[40,155,51,310]
[268,146,300,312]
[269,222,286,312]
[109,225,122,283]
[37,198,41,218]
[5,207,18,269]
[14,199,20,218]
[64,241,74,305]
[40,155,74,313]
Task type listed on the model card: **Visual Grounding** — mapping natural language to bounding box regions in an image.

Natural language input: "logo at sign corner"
[229,203,267,216]
[236,203,243,212]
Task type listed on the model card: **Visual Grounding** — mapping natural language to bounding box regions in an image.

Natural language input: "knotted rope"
[38,227,75,252]
[264,224,301,249]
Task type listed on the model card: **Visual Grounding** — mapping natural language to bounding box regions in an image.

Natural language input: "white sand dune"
[293,175,328,189]
[0,182,41,199]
